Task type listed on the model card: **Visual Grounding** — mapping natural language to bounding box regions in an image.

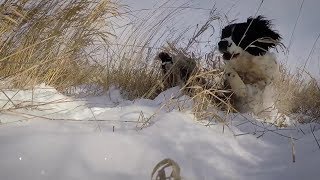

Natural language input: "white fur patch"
[224,52,286,125]
[227,52,280,85]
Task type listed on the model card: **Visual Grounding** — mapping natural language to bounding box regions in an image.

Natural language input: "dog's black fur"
[158,52,173,74]
[219,16,281,60]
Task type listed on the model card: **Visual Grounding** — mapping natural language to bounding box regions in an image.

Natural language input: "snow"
[0,85,319,180]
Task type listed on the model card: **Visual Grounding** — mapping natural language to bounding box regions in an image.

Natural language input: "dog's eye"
[228,43,232,47]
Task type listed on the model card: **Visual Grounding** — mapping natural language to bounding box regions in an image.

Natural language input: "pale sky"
[121,0,320,77]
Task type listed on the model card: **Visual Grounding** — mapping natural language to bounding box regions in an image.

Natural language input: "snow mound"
[0,85,319,180]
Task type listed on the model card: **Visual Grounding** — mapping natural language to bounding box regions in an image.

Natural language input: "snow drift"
[0,84,319,180]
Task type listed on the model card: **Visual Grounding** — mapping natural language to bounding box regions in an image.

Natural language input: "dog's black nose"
[218,40,229,52]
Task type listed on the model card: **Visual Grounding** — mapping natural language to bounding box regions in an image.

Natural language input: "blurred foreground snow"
[0,85,319,180]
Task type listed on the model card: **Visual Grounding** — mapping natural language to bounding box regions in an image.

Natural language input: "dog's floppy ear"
[247,15,269,25]
[247,15,281,42]
[245,15,281,56]
[246,16,271,29]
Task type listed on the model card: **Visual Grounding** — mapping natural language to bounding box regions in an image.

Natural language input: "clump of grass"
[148,9,236,122]
[156,42,233,121]
[0,0,119,92]
[276,66,320,122]
[296,78,320,120]
[102,1,216,100]
[275,66,301,115]
[109,65,162,99]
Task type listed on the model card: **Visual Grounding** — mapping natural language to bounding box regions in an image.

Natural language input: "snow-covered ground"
[0,84,319,180]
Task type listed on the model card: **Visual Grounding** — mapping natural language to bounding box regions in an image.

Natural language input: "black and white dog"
[157,52,196,88]
[218,16,283,122]
[157,16,285,123]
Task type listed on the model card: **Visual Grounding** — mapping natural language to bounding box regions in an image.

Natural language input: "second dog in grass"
[157,52,197,88]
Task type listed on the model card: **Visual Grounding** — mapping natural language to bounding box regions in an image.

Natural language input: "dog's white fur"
[224,51,285,124]
[225,51,280,95]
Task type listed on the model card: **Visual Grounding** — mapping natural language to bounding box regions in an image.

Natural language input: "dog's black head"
[158,52,173,75]
[158,52,173,63]
[218,16,281,60]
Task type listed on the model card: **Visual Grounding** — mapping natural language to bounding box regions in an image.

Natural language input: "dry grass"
[177,51,320,123]
[0,0,119,92]
[90,1,198,99]
[296,78,320,120]
[276,66,320,121]
[158,43,234,121]
[0,0,319,123]
[0,0,198,99]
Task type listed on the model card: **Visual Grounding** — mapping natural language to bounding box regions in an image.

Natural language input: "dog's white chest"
[227,53,280,84]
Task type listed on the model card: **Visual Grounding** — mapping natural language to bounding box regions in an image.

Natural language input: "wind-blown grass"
[0,0,119,91]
